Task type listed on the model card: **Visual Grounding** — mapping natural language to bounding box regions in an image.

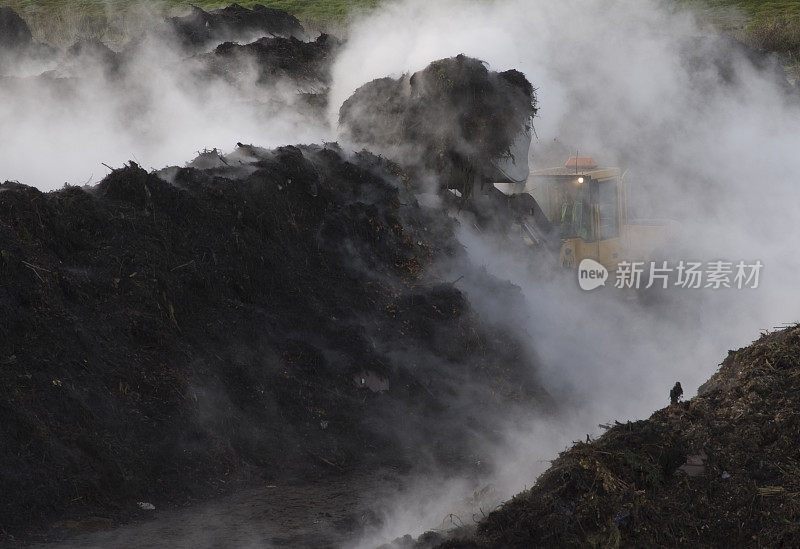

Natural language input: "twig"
[307,451,343,471]
[171,260,195,272]
[21,261,50,272]
[21,261,50,282]
[444,513,464,527]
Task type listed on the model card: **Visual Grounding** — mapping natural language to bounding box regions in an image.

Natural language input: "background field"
[683,0,800,56]
[2,0,799,56]
[0,0,381,46]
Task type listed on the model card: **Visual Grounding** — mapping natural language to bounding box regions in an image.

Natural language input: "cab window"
[598,179,619,239]
[555,181,591,240]
[529,176,594,241]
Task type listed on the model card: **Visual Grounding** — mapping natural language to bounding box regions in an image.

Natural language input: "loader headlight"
[577,177,584,184]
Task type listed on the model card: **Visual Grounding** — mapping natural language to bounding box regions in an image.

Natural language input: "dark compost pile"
[0,7,55,74]
[438,326,800,548]
[0,5,338,125]
[193,33,339,90]
[339,55,537,196]
[165,3,307,50]
[0,144,548,541]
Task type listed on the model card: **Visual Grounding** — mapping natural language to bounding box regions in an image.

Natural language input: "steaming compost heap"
[194,33,339,89]
[0,143,548,540]
[4,2,797,547]
[165,3,307,49]
[339,55,537,196]
[0,6,55,74]
[0,6,554,542]
[0,7,33,50]
[435,326,800,547]
[0,3,335,108]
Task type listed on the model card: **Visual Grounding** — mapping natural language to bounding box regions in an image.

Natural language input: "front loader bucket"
[488,122,531,183]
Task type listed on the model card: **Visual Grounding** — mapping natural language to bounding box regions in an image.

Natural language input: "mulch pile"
[194,33,340,89]
[339,55,537,196]
[0,6,337,136]
[0,144,548,541]
[438,326,800,547]
[0,7,32,50]
[165,3,307,50]
[0,7,55,74]
[1,5,335,117]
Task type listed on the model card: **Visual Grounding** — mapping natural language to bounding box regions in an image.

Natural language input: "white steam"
[4,0,800,546]
[0,30,332,189]
[334,0,800,545]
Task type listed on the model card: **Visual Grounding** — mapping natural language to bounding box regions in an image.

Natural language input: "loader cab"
[526,157,667,270]
[527,158,622,241]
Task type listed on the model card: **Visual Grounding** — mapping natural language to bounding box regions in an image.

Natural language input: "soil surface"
[26,469,403,548]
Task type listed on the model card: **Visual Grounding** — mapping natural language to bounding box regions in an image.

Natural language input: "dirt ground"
[22,469,402,549]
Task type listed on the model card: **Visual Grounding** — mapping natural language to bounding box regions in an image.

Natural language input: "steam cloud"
[0,15,331,189]
[3,0,800,546]
[332,0,800,545]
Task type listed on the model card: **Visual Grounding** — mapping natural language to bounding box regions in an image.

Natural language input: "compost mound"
[195,33,339,88]
[439,325,800,547]
[0,5,336,127]
[166,3,307,50]
[339,55,537,194]
[0,7,32,50]
[0,144,547,541]
[0,8,55,76]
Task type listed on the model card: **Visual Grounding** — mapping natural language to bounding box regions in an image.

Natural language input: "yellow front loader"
[497,156,673,271]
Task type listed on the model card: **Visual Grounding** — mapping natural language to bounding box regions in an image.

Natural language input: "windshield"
[557,184,591,239]
[529,176,592,239]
